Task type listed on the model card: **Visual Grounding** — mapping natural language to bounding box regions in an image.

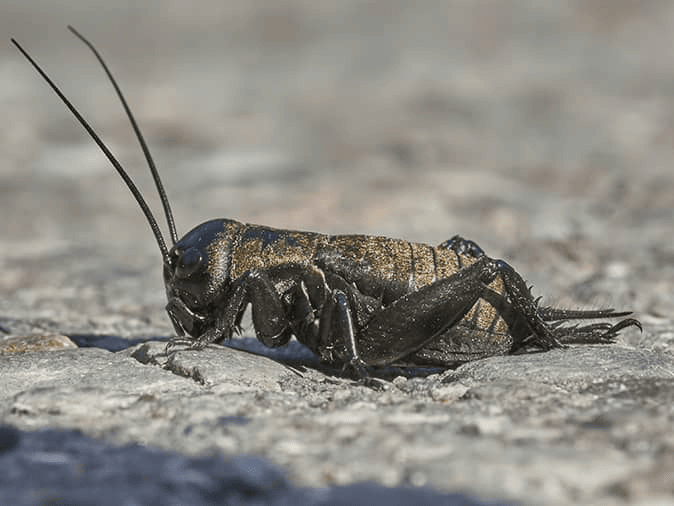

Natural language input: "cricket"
[12,27,641,376]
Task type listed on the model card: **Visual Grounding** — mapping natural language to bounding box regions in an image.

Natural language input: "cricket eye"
[174,248,203,278]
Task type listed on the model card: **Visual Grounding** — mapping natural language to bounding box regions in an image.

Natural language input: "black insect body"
[164,220,638,369]
[13,29,641,374]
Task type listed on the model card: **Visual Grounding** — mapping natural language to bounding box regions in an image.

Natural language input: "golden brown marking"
[229,225,328,280]
[459,297,508,341]
[409,243,437,288]
[430,247,461,280]
[430,247,438,283]
[327,235,414,286]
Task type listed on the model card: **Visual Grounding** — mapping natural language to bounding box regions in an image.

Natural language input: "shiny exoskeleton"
[14,29,641,374]
[163,219,639,369]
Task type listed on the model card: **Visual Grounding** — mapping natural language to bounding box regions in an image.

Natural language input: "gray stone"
[448,346,674,386]
[130,340,297,392]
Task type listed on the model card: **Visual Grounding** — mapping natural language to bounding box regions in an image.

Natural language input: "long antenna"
[67,26,178,245]
[11,37,170,261]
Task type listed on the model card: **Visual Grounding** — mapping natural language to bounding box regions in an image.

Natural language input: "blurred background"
[1,0,672,337]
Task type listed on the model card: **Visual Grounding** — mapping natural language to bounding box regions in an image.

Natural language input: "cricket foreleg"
[178,269,293,350]
[169,269,293,350]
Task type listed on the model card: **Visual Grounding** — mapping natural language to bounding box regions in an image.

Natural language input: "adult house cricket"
[12,28,641,377]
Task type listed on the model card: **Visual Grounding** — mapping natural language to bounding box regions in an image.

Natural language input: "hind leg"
[349,256,557,366]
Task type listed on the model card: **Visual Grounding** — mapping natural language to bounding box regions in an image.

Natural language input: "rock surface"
[2,2,674,505]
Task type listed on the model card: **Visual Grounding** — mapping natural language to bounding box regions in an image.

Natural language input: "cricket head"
[163,219,238,338]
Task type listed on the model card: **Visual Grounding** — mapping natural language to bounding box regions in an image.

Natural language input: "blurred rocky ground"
[1,1,673,505]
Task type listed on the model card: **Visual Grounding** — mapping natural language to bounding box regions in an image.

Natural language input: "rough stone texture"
[1,1,674,505]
